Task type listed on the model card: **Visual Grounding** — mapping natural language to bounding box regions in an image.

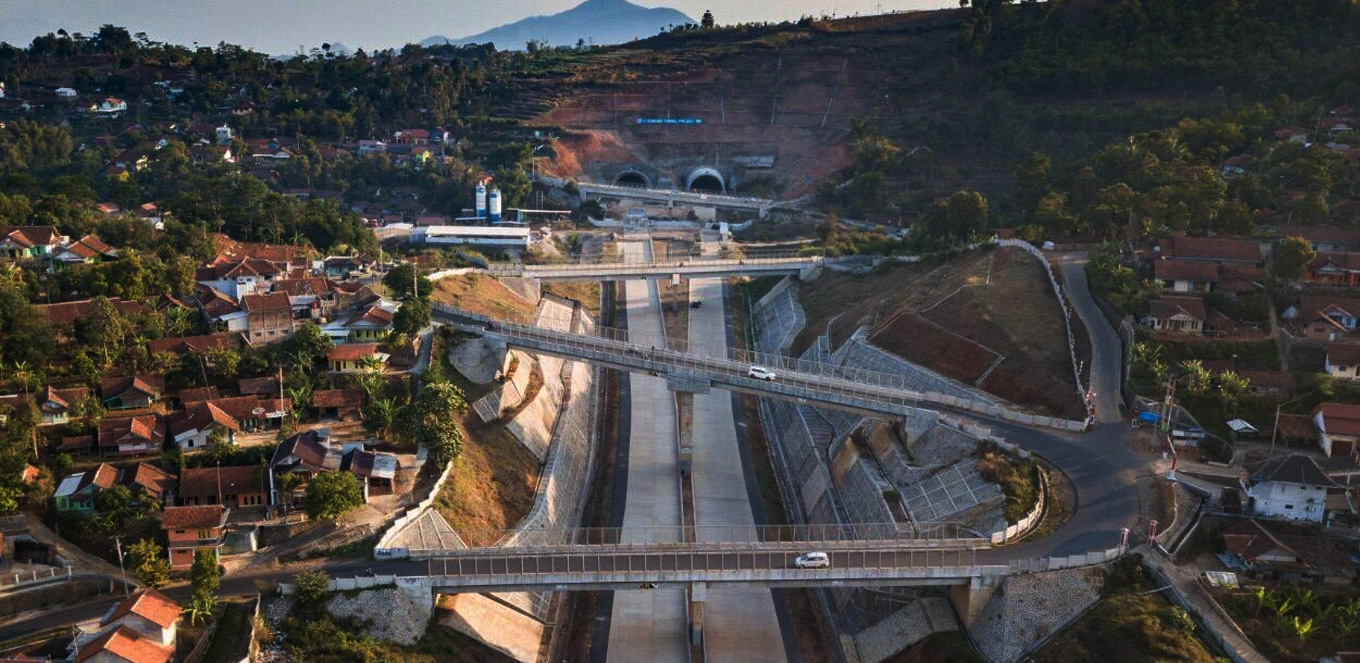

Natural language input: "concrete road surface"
[607,239,688,663]
[689,274,789,663]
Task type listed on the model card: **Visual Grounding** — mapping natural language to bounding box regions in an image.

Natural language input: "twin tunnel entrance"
[614,166,726,193]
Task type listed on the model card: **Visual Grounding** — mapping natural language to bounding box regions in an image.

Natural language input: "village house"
[51,235,119,266]
[310,389,364,421]
[95,589,180,646]
[237,376,280,397]
[328,343,389,373]
[1143,297,1206,334]
[1279,225,1360,254]
[1291,296,1360,341]
[194,256,288,298]
[53,463,119,512]
[166,401,239,450]
[120,463,174,506]
[1325,343,1360,381]
[271,428,342,477]
[189,395,289,432]
[0,225,67,260]
[37,298,148,329]
[37,385,91,426]
[1159,236,1264,267]
[1314,403,1360,459]
[100,375,164,411]
[177,465,269,509]
[242,292,295,344]
[1218,518,1357,585]
[160,505,227,570]
[1154,259,1218,293]
[341,448,398,497]
[1220,153,1253,178]
[98,415,165,457]
[327,303,396,342]
[1238,369,1296,399]
[145,333,242,357]
[272,278,339,320]
[196,286,246,332]
[1304,252,1360,287]
[75,627,173,663]
[1243,454,1339,524]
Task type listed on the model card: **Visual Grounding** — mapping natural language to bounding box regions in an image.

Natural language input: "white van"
[794,552,830,569]
[747,365,777,381]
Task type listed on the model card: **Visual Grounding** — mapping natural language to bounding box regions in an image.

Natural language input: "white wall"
[1248,481,1327,523]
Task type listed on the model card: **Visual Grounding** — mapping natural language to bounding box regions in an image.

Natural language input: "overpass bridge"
[484,254,825,281]
[431,305,1086,431]
[574,181,776,214]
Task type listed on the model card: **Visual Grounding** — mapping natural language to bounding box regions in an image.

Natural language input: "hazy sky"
[0,0,951,55]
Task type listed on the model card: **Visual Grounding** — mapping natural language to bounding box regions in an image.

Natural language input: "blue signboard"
[1137,411,1161,424]
[637,118,703,125]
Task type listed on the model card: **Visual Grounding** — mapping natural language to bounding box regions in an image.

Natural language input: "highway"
[574,181,775,212]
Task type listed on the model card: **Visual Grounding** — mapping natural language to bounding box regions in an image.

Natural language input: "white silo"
[489,188,503,222]
[475,182,488,218]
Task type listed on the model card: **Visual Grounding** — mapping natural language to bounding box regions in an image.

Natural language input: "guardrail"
[0,565,74,592]
[433,304,1088,431]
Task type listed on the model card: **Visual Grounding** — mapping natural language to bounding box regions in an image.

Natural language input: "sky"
[0,0,952,55]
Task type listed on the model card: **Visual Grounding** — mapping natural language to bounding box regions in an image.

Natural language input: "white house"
[55,87,78,99]
[357,140,387,156]
[1244,454,1338,524]
[166,402,239,450]
[411,225,531,249]
[1325,343,1360,381]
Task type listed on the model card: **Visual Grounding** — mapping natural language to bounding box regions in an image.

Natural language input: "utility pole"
[114,535,130,595]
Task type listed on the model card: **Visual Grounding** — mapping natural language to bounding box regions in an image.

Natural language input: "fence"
[989,468,1048,545]
[375,458,458,558]
[996,239,1091,414]
[1006,545,1126,573]
[0,565,74,592]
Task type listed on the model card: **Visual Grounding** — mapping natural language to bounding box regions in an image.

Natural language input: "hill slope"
[424,0,693,49]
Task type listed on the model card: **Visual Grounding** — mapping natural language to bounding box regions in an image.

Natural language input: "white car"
[794,552,830,569]
[747,365,777,381]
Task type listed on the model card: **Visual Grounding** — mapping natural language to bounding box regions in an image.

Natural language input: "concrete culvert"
[686,166,726,193]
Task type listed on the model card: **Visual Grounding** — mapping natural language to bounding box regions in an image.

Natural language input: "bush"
[292,570,330,605]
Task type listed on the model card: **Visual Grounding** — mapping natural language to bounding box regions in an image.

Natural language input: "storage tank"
[475,183,488,218]
[489,188,502,222]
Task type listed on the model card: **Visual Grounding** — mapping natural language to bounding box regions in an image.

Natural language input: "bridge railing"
[433,305,1088,431]
[409,523,984,555]
[486,250,821,274]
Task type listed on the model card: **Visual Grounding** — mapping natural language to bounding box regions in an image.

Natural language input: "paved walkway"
[1143,553,1271,663]
[607,240,687,663]
[1057,253,1123,423]
[689,272,788,663]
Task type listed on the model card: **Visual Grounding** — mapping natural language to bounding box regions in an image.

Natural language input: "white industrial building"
[411,225,530,249]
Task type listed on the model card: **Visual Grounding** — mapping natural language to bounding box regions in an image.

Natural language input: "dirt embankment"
[797,248,1088,418]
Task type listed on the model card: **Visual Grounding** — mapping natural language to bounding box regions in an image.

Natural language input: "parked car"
[794,552,830,569]
[747,365,777,381]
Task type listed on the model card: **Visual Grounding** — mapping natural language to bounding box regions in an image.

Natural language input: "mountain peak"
[422,0,693,49]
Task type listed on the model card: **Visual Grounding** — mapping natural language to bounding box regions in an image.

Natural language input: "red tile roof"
[146,334,242,356]
[183,395,288,420]
[101,589,181,629]
[272,278,333,296]
[1318,403,1360,437]
[167,401,241,438]
[37,298,147,325]
[344,305,394,328]
[1161,237,1262,264]
[311,389,363,409]
[99,375,164,402]
[329,343,382,362]
[195,256,286,282]
[1280,224,1360,247]
[77,625,173,663]
[1328,343,1360,367]
[178,466,266,500]
[121,463,174,496]
[1147,297,1206,322]
[1,225,63,248]
[98,415,164,449]
[242,292,291,313]
[161,504,226,529]
[1153,260,1219,282]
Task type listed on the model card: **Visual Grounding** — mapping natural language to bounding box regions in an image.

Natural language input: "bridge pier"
[688,582,707,646]
[949,572,1003,627]
[798,264,822,281]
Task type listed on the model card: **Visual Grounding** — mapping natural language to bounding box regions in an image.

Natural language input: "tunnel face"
[615,170,650,187]
[686,167,726,193]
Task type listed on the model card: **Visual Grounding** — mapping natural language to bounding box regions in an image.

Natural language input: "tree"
[362,398,393,438]
[382,263,431,300]
[392,298,431,338]
[1217,371,1250,417]
[184,590,215,626]
[394,381,467,466]
[293,570,330,605]
[701,10,715,28]
[1180,360,1212,399]
[287,323,334,368]
[78,296,132,367]
[304,471,364,522]
[127,538,172,588]
[1272,236,1316,282]
[1013,151,1052,214]
[190,547,221,596]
